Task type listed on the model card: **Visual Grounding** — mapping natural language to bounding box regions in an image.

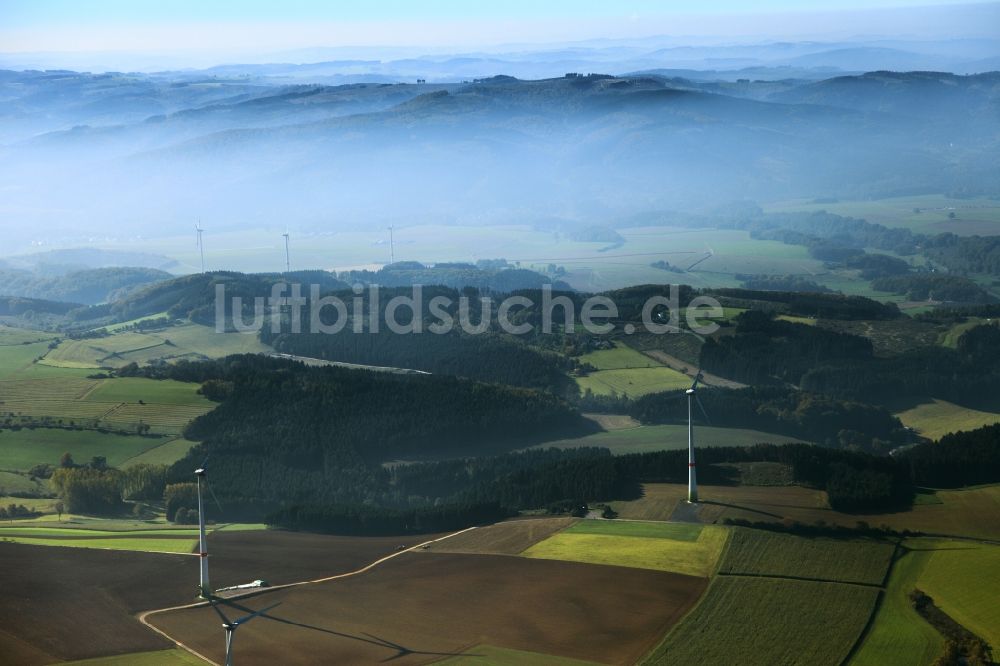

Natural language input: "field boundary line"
[715,571,885,589]
[137,525,479,666]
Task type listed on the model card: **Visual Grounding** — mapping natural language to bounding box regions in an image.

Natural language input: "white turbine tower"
[195,223,206,274]
[388,225,395,264]
[685,371,712,504]
[282,230,291,274]
[195,465,211,597]
[195,464,277,666]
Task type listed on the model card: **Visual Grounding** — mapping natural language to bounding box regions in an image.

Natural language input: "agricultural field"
[575,343,692,398]
[645,577,880,666]
[0,428,174,470]
[915,539,1000,650]
[114,224,831,292]
[440,645,600,665]
[0,530,450,663]
[612,482,1000,541]
[41,322,269,370]
[149,552,707,666]
[763,194,1000,237]
[894,398,1000,441]
[533,423,807,456]
[0,358,215,469]
[851,543,945,666]
[62,650,206,665]
[424,517,576,555]
[608,483,828,522]
[718,527,895,585]
[522,519,728,577]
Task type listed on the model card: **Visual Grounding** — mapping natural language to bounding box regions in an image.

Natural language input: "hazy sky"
[2,1,997,56]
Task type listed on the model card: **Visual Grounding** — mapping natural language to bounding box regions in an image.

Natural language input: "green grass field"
[121,437,197,467]
[645,577,880,666]
[522,520,728,577]
[916,539,1000,650]
[63,649,207,665]
[575,343,692,398]
[0,469,47,495]
[718,527,895,586]
[851,543,945,666]
[894,399,1000,441]
[0,535,197,553]
[532,424,807,455]
[0,428,173,470]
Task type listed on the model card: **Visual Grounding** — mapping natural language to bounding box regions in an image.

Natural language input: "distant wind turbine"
[388,225,395,264]
[282,230,291,274]
[196,222,206,274]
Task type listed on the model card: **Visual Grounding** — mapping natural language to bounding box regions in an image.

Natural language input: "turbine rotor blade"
[695,394,712,426]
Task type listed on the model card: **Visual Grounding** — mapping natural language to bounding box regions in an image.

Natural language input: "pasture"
[645,577,880,666]
[894,398,1000,441]
[150,552,707,666]
[0,428,174,470]
[851,542,944,666]
[522,520,728,577]
[718,527,895,585]
[575,343,693,398]
[916,539,1000,650]
[0,365,215,448]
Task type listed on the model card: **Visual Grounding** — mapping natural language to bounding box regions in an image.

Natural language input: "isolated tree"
[59,452,74,468]
[55,501,64,521]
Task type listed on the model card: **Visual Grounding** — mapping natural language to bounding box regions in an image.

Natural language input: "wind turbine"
[388,225,395,264]
[195,223,206,274]
[685,372,711,503]
[195,464,276,665]
[282,230,291,274]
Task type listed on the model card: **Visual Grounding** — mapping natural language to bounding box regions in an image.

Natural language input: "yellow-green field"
[0,535,197,553]
[916,539,1000,650]
[522,520,728,577]
[894,398,1000,441]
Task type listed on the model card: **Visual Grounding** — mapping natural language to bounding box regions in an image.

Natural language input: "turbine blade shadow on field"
[249,610,473,661]
[697,500,783,519]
